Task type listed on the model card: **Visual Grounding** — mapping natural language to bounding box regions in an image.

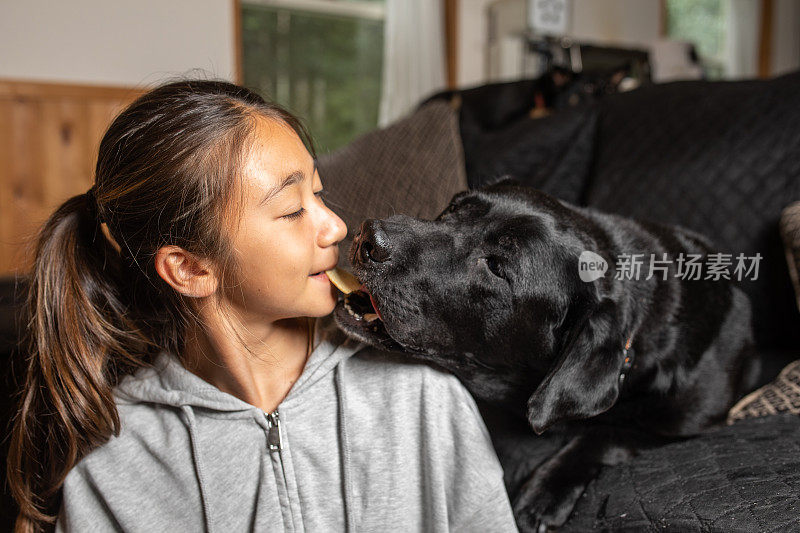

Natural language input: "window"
[242,0,385,152]
[666,0,727,78]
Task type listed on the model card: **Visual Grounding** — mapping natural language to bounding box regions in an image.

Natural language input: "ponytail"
[8,192,151,532]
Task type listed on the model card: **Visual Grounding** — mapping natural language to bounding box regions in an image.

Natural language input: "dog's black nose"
[355,219,391,264]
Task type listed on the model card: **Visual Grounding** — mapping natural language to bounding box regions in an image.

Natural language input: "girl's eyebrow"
[259,160,318,206]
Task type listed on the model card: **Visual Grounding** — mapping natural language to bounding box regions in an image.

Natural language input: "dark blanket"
[464,106,598,205]
[565,414,800,532]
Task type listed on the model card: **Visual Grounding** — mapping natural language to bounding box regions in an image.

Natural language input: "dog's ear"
[527,295,625,434]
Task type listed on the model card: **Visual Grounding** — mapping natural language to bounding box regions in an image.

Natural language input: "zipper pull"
[266,411,282,451]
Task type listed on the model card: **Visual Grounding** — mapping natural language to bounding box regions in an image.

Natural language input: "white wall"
[568,0,660,48]
[0,0,235,87]
[457,0,662,87]
[458,0,495,87]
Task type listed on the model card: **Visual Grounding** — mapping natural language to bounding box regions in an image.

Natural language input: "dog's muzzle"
[353,219,391,265]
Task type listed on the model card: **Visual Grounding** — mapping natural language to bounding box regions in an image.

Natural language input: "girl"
[8,80,517,532]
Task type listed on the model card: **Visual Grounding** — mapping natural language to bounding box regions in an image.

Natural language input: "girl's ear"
[154,245,219,298]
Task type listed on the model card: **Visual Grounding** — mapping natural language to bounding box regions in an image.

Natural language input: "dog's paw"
[512,474,584,532]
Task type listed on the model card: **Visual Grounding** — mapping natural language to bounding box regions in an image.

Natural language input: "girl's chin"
[304,285,339,317]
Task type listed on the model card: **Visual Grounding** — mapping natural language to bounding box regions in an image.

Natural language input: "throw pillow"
[780,201,800,313]
[728,359,800,422]
[318,101,468,269]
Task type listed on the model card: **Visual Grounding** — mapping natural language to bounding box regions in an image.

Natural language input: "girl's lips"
[310,271,329,282]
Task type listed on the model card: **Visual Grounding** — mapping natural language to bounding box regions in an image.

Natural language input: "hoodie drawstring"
[335,362,356,532]
[182,405,214,533]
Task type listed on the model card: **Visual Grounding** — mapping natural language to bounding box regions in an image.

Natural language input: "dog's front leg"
[512,428,640,532]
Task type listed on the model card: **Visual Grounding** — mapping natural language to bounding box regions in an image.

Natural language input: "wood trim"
[0,79,146,100]
[758,0,773,78]
[659,0,668,37]
[444,0,458,89]
[234,0,244,85]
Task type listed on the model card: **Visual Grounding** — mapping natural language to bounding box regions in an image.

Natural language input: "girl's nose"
[318,203,348,248]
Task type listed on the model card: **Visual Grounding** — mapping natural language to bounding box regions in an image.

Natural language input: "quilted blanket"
[564,414,800,532]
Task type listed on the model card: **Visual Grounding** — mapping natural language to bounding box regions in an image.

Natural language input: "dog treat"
[326,267,361,294]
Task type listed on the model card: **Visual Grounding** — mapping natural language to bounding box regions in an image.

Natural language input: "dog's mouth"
[333,287,407,352]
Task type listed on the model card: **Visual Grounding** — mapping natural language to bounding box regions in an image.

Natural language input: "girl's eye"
[283,207,305,220]
[283,190,323,220]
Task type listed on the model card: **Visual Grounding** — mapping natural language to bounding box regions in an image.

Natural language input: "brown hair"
[7,79,314,532]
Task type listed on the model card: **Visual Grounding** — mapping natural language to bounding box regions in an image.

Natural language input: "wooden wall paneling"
[5,97,46,274]
[86,101,128,173]
[41,99,92,207]
[0,101,13,274]
[0,80,144,276]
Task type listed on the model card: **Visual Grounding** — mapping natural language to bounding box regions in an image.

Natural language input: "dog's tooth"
[364,313,379,322]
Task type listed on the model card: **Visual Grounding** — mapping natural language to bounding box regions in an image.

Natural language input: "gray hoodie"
[56,315,518,532]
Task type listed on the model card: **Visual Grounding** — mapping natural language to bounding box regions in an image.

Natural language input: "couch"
[2,70,799,532]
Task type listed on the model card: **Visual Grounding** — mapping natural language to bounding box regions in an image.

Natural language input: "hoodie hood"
[114,314,360,411]
[112,314,364,533]
[60,313,518,533]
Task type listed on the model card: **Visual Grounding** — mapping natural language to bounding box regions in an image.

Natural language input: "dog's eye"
[484,256,506,280]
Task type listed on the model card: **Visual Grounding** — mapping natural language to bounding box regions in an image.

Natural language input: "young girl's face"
[223,118,347,321]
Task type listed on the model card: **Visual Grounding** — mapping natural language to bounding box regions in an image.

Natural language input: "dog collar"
[619,335,634,385]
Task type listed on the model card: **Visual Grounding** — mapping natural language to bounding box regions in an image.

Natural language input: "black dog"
[333,183,760,531]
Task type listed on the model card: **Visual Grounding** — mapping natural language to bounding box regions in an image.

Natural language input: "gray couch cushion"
[318,101,468,268]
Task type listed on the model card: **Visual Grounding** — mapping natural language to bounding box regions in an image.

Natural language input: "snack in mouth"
[325,267,362,295]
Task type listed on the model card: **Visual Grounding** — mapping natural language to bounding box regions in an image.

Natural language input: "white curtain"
[725,0,761,79]
[378,0,447,127]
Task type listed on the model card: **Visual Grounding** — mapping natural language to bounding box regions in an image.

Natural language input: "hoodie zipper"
[266,410,283,451]
[266,410,298,530]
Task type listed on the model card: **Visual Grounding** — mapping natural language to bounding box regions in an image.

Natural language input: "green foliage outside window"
[666,0,727,78]
[242,3,384,153]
